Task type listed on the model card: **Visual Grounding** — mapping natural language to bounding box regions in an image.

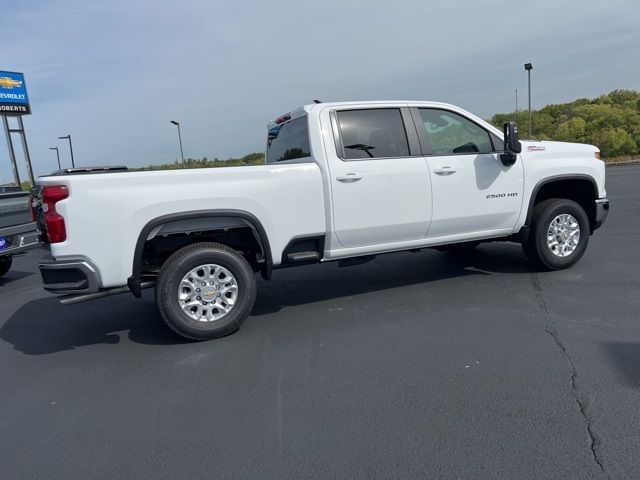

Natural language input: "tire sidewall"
[0,256,12,277]
[534,200,589,270]
[157,246,255,339]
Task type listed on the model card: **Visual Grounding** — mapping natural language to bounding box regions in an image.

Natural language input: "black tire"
[155,242,257,341]
[0,256,12,277]
[522,198,590,270]
[434,241,480,254]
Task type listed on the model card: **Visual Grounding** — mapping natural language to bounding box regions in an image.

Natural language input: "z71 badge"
[527,145,546,151]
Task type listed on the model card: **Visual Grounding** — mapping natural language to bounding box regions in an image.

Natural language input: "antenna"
[313,99,322,104]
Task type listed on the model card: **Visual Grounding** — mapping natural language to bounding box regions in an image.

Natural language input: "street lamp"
[58,134,76,168]
[49,146,61,170]
[524,62,533,139]
[170,120,185,166]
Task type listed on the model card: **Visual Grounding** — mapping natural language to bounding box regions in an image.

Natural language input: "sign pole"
[16,115,34,185]
[2,115,21,187]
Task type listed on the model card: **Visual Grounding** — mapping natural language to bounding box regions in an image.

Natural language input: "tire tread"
[522,198,589,270]
[155,242,257,341]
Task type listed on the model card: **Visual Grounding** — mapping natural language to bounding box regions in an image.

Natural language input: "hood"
[519,140,599,156]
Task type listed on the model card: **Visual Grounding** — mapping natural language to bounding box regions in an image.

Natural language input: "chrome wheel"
[178,264,238,322]
[547,214,580,257]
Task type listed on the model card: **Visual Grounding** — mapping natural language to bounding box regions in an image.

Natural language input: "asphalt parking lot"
[0,165,638,479]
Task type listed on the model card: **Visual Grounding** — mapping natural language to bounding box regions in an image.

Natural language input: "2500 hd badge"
[486,192,519,198]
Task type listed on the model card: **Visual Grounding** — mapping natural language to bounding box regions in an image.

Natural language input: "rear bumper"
[38,255,101,294]
[593,198,609,231]
[0,222,39,257]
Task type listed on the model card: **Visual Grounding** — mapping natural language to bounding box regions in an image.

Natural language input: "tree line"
[489,89,640,159]
[135,152,265,171]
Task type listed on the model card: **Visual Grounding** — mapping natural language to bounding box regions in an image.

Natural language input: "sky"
[1,0,639,180]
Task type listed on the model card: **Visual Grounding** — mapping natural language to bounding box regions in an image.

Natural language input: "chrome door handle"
[336,173,363,183]
[434,166,456,175]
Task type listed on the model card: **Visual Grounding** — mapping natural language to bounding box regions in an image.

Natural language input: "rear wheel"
[0,256,12,277]
[155,242,257,340]
[522,198,589,270]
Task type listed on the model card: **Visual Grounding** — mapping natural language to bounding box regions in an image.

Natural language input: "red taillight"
[41,185,69,243]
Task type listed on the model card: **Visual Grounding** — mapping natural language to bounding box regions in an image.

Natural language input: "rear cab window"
[335,108,410,160]
[266,115,312,164]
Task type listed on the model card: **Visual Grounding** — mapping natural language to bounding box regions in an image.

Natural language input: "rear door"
[412,107,524,238]
[324,106,432,248]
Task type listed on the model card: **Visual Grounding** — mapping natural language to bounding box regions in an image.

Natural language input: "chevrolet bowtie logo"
[0,77,23,89]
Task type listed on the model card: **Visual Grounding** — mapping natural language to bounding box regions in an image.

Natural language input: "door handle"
[336,173,363,183]
[434,166,456,175]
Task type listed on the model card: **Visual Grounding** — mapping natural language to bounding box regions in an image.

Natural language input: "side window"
[490,133,504,152]
[418,109,493,155]
[266,116,311,164]
[336,109,410,160]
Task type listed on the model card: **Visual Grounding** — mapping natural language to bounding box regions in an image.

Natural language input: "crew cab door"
[323,107,432,248]
[411,107,524,239]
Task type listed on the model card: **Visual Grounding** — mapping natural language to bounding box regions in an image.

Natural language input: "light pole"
[524,62,533,139]
[58,134,76,168]
[49,146,61,170]
[170,120,185,166]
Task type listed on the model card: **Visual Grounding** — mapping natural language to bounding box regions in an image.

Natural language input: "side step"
[59,281,155,305]
[286,251,320,263]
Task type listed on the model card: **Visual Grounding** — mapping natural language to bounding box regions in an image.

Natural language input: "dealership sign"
[0,71,30,115]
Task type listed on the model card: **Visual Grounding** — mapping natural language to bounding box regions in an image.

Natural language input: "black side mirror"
[500,121,522,166]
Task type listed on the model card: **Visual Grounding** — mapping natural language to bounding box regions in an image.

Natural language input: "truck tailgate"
[0,191,32,229]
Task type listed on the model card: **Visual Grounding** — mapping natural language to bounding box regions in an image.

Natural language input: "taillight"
[41,185,69,243]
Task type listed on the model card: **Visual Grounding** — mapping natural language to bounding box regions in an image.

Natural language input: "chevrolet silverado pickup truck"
[33,101,609,340]
[0,186,39,276]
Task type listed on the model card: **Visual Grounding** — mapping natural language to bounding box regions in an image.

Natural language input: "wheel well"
[530,178,597,231]
[129,212,273,297]
[141,227,264,276]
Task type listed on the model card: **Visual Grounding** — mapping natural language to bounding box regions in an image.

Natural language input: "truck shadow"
[601,341,640,388]
[0,244,532,355]
[0,269,35,285]
[0,292,181,355]
[252,244,533,316]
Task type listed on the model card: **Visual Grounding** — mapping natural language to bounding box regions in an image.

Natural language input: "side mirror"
[500,121,522,166]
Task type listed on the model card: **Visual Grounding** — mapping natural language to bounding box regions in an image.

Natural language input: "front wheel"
[0,256,12,277]
[155,242,257,340]
[522,198,590,270]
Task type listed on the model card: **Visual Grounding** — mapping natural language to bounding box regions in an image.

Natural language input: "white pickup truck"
[34,101,609,340]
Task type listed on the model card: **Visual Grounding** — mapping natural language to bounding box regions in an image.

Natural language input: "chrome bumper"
[0,222,39,256]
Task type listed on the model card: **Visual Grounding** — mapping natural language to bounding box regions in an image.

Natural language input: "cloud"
[1,0,639,178]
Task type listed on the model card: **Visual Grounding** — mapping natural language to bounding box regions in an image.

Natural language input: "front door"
[414,108,524,239]
[324,107,432,248]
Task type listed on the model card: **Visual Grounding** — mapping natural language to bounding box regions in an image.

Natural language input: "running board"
[338,255,375,267]
[59,281,155,305]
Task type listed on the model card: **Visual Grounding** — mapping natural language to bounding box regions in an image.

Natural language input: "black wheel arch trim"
[521,174,599,240]
[129,209,273,297]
